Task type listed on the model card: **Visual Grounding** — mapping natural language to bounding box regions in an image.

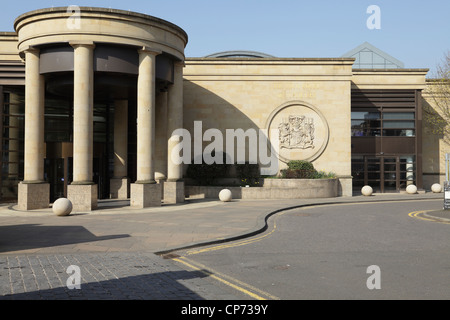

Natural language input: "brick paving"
[0,252,240,300]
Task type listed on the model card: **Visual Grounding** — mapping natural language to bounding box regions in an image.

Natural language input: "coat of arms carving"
[279,115,315,150]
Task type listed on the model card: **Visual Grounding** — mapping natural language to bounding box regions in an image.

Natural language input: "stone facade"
[0,7,442,210]
[183,58,354,196]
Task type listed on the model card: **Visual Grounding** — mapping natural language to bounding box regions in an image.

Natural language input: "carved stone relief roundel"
[266,101,330,163]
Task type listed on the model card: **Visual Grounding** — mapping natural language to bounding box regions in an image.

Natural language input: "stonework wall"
[183,58,354,196]
[422,81,449,188]
[186,178,339,200]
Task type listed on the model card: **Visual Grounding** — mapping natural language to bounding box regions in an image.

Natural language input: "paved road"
[1,194,447,301]
[172,199,450,300]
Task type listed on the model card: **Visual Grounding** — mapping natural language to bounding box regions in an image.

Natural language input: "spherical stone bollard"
[53,198,73,216]
[406,184,418,194]
[219,189,232,202]
[431,183,442,193]
[361,185,373,196]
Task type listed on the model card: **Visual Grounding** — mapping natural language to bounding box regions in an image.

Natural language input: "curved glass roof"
[205,50,275,58]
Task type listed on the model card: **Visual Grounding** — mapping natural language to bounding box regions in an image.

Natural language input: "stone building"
[0,7,441,211]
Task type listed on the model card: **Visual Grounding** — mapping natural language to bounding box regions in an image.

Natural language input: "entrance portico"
[14,7,188,211]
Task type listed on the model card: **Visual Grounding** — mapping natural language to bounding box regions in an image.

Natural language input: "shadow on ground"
[0,224,130,253]
[0,269,209,300]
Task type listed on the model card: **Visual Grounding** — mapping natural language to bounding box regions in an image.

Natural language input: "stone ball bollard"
[361,185,373,196]
[431,183,442,193]
[53,198,73,216]
[219,189,232,202]
[406,184,418,194]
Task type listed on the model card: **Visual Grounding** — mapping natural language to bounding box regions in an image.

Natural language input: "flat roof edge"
[187,57,356,61]
[353,68,429,73]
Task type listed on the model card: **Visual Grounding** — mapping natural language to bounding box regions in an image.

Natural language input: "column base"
[164,181,185,204]
[18,182,50,210]
[110,178,129,200]
[68,184,98,212]
[131,183,161,208]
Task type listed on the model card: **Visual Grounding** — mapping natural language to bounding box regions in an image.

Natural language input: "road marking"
[186,211,287,256]
[174,199,444,300]
[173,256,280,300]
[408,210,450,224]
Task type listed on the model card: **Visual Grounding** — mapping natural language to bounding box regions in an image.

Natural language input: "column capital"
[21,45,40,55]
[138,46,162,56]
[173,60,186,68]
[70,41,96,49]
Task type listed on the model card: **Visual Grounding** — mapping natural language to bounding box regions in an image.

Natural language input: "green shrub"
[287,160,316,171]
[313,171,337,179]
[281,160,318,179]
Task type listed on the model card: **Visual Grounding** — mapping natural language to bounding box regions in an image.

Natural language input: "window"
[45,98,72,142]
[351,111,381,137]
[352,111,415,137]
[2,89,25,200]
[382,112,415,137]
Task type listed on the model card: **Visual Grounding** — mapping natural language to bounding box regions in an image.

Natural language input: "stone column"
[110,99,129,199]
[67,42,97,212]
[130,47,162,208]
[18,47,50,210]
[164,61,185,204]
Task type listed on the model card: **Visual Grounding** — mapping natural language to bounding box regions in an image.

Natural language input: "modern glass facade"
[350,89,422,193]
[1,87,24,201]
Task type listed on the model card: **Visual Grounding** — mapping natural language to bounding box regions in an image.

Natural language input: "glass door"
[382,157,398,192]
[45,158,66,203]
[352,155,416,194]
[366,157,381,193]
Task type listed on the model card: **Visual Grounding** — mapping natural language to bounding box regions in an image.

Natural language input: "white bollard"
[219,189,232,202]
[361,185,373,196]
[53,198,73,216]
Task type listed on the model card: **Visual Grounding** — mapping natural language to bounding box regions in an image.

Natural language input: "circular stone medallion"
[266,101,330,163]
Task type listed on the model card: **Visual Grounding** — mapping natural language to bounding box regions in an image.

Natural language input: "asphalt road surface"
[172,199,450,300]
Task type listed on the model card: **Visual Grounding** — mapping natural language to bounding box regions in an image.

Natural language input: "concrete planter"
[185,178,339,200]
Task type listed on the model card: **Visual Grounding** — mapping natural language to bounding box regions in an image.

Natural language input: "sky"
[1,0,449,76]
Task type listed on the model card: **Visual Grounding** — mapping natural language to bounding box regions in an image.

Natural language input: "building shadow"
[182,80,278,184]
[0,224,130,253]
[0,269,209,300]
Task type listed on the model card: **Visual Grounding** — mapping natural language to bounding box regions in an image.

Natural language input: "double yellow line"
[172,211,287,300]
[185,220,281,256]
[408,210,450,224]
[173,201,447,300]
[173,256,280,300]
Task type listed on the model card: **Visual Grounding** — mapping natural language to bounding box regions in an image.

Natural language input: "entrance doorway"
[352,155,415,193]
[45,142,110,202]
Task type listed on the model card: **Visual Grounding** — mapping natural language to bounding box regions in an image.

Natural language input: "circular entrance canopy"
[14,7,188,61]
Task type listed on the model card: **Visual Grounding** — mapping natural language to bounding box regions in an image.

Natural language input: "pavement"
[0,191,446,300]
